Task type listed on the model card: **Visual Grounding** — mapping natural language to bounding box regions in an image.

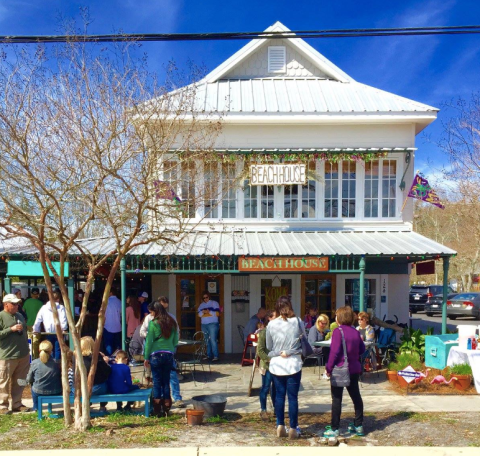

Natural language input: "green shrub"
[446,363,472,376]
[389,352,423,371]
[398,327,433,361]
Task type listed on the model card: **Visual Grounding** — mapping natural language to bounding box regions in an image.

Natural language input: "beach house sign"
[250,164,306,185]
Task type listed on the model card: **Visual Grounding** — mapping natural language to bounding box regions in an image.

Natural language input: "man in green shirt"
[0,294,30,414]
[23,288,43,359]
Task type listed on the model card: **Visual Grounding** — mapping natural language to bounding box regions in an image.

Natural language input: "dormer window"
[268,46,286,73]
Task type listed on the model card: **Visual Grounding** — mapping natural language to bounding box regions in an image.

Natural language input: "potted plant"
[386,360,399,383]
[398,327,433,361]
[447,363,472,391]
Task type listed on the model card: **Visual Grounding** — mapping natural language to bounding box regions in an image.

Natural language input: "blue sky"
[1,0,480,180]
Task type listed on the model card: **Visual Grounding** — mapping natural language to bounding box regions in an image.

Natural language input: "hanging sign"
[239,257,328,272]
[250,164,306,185]
[265,286,288,310]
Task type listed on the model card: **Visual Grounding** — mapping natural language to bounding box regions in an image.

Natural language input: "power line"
[2,25,480,44]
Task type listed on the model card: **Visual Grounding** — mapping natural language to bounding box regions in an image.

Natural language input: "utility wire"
[1,25,480,44]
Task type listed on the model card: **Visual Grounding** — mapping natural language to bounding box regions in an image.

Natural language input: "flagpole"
[401,170,419,213]
[401,196,409,213]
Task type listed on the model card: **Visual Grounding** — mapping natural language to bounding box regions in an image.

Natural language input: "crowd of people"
[242,297,374,440]
[1,285,374,438]
[0,287,190,416]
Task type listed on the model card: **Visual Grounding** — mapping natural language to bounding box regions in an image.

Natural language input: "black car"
[425,293,458,317]
[409,285,453,313]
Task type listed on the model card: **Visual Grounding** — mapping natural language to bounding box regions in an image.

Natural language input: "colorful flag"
[407,174,444,209]
[153,181,182,203]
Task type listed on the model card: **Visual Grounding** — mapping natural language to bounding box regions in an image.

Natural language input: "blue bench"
[37,388,152,420]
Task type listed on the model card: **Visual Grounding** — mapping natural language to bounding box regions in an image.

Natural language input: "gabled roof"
[202,21,353,84]
[187,78,438,114]
[157,21,438,128]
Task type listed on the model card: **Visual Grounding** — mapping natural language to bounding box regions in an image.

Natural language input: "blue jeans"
[150,352,174,400]
[272,370,302,428]
[201,322,219,358]
[44,335,61,360]
[103,329,121,356]
[170,359,182,401]
[259,370,276,412]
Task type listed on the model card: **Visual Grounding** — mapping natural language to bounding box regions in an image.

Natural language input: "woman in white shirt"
[266,295,303,440]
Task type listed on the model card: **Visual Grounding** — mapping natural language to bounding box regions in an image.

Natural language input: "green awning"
[7,260,69,277]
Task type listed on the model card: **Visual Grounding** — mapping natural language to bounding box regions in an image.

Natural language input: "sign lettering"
[238,257,329,272]
[265,286,288,310]
[250,164,306,186]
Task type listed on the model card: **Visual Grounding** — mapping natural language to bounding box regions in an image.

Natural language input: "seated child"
[107,350,139,412]
[26,340,62,412]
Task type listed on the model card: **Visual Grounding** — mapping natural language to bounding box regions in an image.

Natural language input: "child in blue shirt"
[107,350,139,412]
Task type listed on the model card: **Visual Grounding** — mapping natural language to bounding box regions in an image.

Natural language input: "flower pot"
[386,370,398,383]
[397,374,409,388]
[453,374,472,391]
[186,409,204,426]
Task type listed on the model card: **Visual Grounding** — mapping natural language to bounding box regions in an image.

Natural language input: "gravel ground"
[1,410,479,449]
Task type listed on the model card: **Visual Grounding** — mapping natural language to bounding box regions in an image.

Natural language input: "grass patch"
[205,415,228,424]
[407,412,434,423]
[37,417,65,433]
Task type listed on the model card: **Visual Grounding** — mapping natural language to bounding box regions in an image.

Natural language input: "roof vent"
[268,46,286,73]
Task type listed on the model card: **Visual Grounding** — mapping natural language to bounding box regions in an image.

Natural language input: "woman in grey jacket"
[26,340,62,412]
[266,296,303,440]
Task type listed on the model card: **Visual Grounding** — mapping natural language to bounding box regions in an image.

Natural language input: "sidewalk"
[20,355,480,414]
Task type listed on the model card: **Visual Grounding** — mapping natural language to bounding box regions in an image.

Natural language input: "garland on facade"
[207,150,390,164]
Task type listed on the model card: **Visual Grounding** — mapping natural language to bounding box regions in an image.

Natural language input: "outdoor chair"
[177,330,211,386]
[303,351,324,378]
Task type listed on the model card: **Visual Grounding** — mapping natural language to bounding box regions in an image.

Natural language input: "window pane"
[364,160,379,218]
[221,163,236,218]
[341,161,356,218]
[324,163,339,218]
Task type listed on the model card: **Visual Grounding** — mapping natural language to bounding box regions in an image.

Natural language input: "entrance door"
[176,275,224,353]
[302,275,336,321]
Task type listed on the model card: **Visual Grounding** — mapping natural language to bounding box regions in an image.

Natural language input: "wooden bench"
[37,388,152,420]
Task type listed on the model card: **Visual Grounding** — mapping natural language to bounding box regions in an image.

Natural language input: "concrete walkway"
[20,354,480,414]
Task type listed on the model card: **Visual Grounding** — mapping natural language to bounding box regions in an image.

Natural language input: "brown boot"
[163,398,172,417]
[153,399,163,417]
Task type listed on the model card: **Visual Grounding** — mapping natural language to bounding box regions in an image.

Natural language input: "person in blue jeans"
[158,296,185,408]
[144,302,178,417]
[256,309,277,420]
[26,340,62,412]
[198,291,220,361]
[266,296,303,440]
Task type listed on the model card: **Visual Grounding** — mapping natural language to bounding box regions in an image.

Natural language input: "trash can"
[425,334,459,370]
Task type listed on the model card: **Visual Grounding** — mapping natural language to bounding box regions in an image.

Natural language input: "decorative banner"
[250,164,306,186]
[239,257,329,272]
[415,260,435,275]
[265,286,288,310]
[154,180,182,203]
[407,174,444,209]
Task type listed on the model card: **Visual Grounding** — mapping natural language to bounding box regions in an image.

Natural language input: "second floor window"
[364,159,397,218]
[243,180,274,219]
[222,163,236,218]
[284,161,316,218]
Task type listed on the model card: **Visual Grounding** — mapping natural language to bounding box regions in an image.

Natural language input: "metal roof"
[0,231,455,258]
[170,79,438,115]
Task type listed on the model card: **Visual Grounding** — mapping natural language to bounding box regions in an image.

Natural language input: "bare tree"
[0,28,222,429]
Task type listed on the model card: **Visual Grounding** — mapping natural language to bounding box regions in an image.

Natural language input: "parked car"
[425,293,458,316]
[447,292,480,320]
[409,285,453,313]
